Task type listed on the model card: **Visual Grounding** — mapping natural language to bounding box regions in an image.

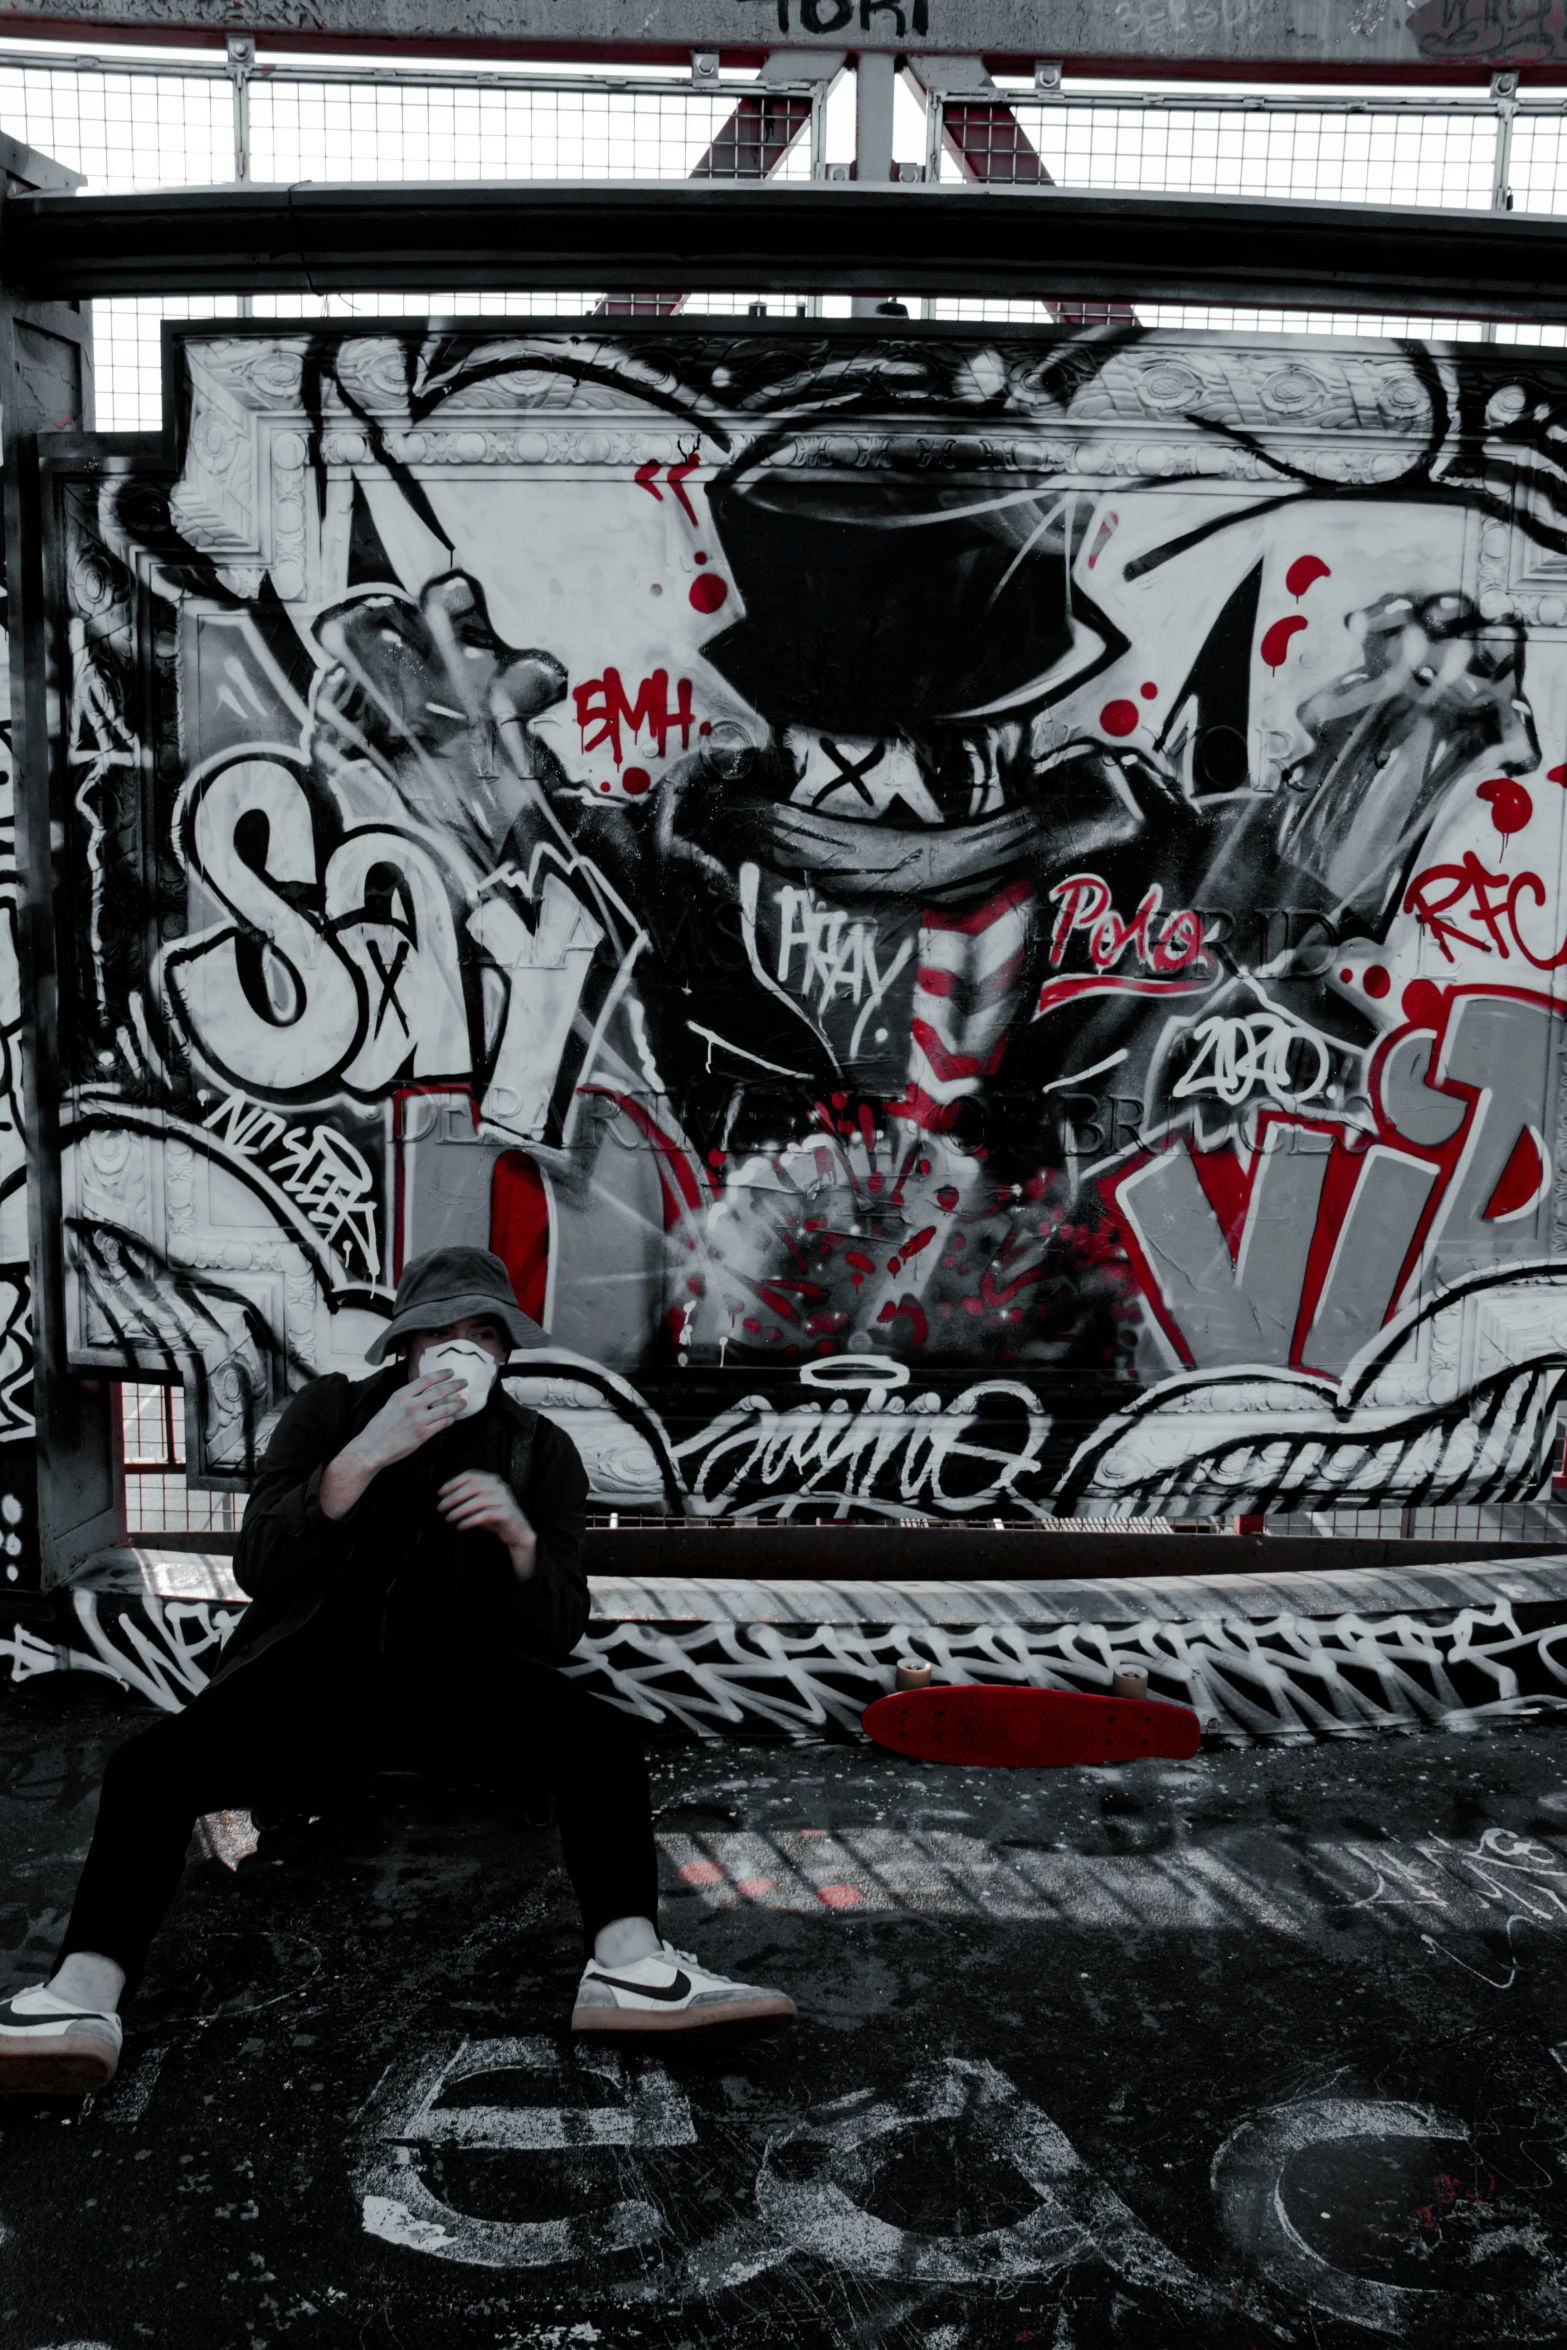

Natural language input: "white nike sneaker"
[0,1984,123,2093]
[572,1940,797,2036]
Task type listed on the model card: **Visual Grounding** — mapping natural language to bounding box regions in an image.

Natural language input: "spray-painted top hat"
[366,1246,545,1364]
[702,457,1116,737]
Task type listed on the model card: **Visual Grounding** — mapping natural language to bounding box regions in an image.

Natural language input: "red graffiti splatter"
[634,459,663,501]
[667,454,700,524]
[1402,978,1447,1028]
[844,1249,875,1290]
[1086,511,1118,569]
[1549,764,1567,786]
[1139,680,1158,700]
[1100,698,1139,737]
[1364,966,1391,999]
[936,1185,959,1212]
[690,574,729,615]
[1477,776,1533,837]
[902,1225,937,1259]
[1285,553,1331,599]
[1260,614,1309,670]
[623,766,651,795]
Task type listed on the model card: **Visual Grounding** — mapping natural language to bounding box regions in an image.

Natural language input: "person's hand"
[312,573,568,871]
[319,1370,463,1520]
[1280,591,1537,930]
[357,1370,466,1470]
[438,1470,537,1580]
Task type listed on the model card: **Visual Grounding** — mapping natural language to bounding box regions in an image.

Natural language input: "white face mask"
[417,1338,499,1421]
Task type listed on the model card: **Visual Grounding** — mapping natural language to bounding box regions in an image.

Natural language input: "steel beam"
[4,0,1567,77]
[9,178,1567,319]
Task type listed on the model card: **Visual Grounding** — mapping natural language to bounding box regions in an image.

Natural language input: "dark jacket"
[216,1365,591,1685]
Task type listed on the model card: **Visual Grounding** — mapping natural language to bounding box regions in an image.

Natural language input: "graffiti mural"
[0,608,39,1584]
[38,320,1567,1516]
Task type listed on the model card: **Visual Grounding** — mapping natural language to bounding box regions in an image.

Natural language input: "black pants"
[59,1631,659,2001]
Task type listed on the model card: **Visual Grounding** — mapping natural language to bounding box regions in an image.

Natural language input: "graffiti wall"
[0,608,39,1586]
[38,320,1567,1522]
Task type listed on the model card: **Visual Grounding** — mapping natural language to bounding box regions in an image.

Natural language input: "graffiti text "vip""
[1108,986,1563,1378]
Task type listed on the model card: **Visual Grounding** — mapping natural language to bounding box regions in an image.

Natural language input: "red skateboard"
[862,1683,1202,1768]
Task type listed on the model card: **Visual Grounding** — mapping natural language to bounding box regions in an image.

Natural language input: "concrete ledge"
[2,1547,1566,1747]
[579,1526,1567,1579]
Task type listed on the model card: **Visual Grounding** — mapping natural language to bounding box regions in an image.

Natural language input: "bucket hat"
[365,1245,545,1364]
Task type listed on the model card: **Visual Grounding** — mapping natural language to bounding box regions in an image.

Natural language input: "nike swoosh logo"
[588,1969,692,2003]
[0,2009,113,2029]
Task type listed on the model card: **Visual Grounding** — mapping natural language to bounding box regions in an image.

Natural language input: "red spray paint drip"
[1285,553,1331,599]
[1402,978,1446,1028]
[1260,614,1309,671]
[666,454,700,525]
[1477,776,1533,837]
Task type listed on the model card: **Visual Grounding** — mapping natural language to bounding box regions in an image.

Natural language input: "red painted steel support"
[596,88,812,318]
[939,98,1135,326]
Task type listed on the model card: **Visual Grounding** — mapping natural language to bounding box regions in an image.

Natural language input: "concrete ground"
[3,1683,1567,2349]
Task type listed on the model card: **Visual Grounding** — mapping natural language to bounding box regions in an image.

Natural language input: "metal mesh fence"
[252,81,811,184]
[0,46,819,428]
[927,88,1567,349]
[939,95,1499,209]
[7,53,1567,445]
[0,54,231,191]
[119,1381,243,1537]
[1272,1505,1567,1544]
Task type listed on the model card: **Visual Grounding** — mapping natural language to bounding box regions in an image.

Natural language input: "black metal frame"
[1,140,122,1584]
[8,177,1567,318]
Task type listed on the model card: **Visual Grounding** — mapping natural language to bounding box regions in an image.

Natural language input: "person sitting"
[0,1245,794,2091]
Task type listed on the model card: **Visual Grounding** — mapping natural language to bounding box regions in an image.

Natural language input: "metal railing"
[924,74,1567,348]
[929,79,1541,210]
[0,38,827,425]
[11,42,1567,424]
